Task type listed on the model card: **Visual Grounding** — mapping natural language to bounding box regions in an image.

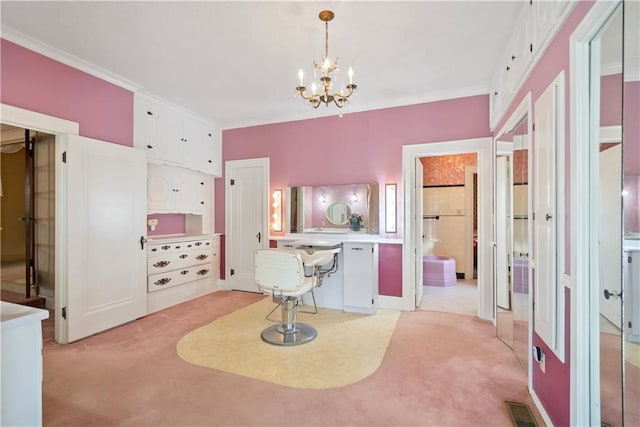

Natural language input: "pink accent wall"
[493,3,594,426]
[601,73,623,126]
[146,214,186,236]
[421,153,477,186]
[218,95,491,296]
[1,39,133,146]
[624,81,640,174]
[379,244,403,297]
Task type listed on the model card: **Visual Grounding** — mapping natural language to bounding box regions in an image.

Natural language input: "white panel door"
[599,144,622,328]
[66,135,147,342]
[496,155,511,309]
[415,158,424,307]
[533,80,558,348]
[225,158,268,293]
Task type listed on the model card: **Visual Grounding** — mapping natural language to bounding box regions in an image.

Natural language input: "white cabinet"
[343,242,379,314]
[134,93,222,176]
[147,163,210,215]
[1,302,49,426]
[146,235,221,313]
[490,1,574,129]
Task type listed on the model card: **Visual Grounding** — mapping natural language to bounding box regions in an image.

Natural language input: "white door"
[533,81,559,348]
[225,158,268,293]
[65,135,147,342]
[415,158,424,307]
[496,155,511,309]
[599,144,622,328]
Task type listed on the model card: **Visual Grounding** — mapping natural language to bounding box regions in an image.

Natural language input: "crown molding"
[219,85,489,130]
[1,26,142,92]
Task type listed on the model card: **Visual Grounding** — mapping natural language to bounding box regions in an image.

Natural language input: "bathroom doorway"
[418,152,478,316]
[402,137,493,320]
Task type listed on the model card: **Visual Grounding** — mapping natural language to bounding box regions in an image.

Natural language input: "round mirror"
[326,201,352,225]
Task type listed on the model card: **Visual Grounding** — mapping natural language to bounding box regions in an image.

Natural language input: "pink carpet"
[42,290,541,426]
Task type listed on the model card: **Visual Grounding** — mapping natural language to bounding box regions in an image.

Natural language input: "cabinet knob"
[208,160,212,163]
[506,66,511,71]
[180,270,189,275]
[147,145,153,149]
[200,201,204,205]
[511,55,516,60]
[147,111,153,116]
[208,133,212,137]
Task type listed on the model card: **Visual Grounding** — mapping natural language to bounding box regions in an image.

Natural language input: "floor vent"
[505,401,538,427]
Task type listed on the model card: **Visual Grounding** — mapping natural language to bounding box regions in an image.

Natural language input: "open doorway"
[1,123,56,339]
[418,152,478,316]
[402,137,493,320]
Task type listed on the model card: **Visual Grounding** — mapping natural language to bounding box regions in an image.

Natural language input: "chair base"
[260,323,317,346]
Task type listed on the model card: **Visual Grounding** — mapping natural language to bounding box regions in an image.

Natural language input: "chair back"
[254,249,307,293]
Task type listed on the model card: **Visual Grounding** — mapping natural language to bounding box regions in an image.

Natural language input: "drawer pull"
[187,244,193,248]
[161,245,171,250]
[206,242,211,245]
[196,254,209,261]
[180,270,189,275]
[154,278,171,286]
[153,260,170,268]
[151,248,158,252]
[180,254,188,259]
[197,269,210,276]
[194,242,202,246]
[175,245,181,249]
[351,247,364,251]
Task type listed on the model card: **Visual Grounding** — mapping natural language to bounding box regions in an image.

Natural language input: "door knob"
[603,289,622,300]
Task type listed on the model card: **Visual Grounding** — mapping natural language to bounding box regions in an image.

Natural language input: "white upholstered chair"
[254,248,318,346]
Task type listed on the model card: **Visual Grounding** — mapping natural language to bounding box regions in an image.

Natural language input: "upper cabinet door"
[141,97,183,164]
[134,93,222,177]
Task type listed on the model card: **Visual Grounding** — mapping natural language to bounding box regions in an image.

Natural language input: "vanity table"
[274,182,382,314]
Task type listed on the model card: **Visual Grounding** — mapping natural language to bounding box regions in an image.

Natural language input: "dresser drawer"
[147,265,213,293]
[147,238,213,255]
[147,248,212,274]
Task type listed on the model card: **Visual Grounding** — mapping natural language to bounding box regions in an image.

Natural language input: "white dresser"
[146,234,220,313]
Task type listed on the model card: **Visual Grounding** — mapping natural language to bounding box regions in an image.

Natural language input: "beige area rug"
[177,297,400,389]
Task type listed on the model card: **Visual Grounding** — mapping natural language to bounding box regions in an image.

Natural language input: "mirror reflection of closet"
[590,3,639,425]
[495,100,530,372]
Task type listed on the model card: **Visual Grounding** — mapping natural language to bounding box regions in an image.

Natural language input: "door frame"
[569,0,622,424]
[224,157,269,291]
[464,165,478,280]
[1,103,79,344]
[402,137,493,320]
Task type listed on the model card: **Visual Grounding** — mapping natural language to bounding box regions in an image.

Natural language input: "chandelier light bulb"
[295,10,357,110]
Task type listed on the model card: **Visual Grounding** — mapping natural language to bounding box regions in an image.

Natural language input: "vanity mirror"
[286,183,379,234]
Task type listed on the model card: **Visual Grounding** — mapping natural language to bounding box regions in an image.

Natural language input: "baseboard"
[378,295,403,310]
[530,387,554,427]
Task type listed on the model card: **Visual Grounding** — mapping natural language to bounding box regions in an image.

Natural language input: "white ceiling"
[1,1,524,129]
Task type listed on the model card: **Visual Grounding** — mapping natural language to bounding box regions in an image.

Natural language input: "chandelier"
[296,10,357,109]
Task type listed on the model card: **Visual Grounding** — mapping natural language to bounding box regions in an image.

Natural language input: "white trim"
[1,26,142,92]
[569,1,622,425]
[220,85,489,130]
[530,388,554,427]
[402,137,493,320]
[599,125,622,143]
[464,165,478,280]
[378,295,403,311]
[0,102,82,345]
[1,104,79,135]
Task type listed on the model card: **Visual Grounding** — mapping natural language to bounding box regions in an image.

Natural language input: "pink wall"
[601,73,623,126]
[219,95,491,296]
[624,81,640,174]
[493,3,594,426]
[146,214,186,236]
[1,39,133,146]
[379,244,403,297]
